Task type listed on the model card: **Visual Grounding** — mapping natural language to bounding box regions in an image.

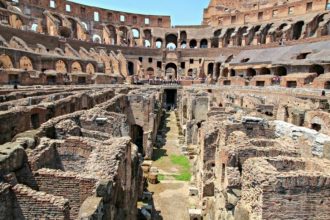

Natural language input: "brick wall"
[34,169,97,219]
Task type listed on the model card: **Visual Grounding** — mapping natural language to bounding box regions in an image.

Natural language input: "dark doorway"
[164,89,177,110]
[256,81,265,87]
[31,113,40,129]
[78,77,86,84]
[128,62,134,76]
[132,125,144,155]
[287,81,297,88]
[47,76,57,85]
[311,123,321,132]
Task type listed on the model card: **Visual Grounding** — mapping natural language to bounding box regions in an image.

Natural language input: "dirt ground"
[148,111,191,220]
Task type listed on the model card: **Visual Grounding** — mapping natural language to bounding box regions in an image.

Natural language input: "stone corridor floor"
[148,111,192,220]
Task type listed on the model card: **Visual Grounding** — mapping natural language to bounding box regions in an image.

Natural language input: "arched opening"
[165,34,177,49]
[86,63,95,74]
[0,54,13,69]
[165,63,177,79]
[155,38,163,48]
[189,39,197,48]
[276,66,287,76]
[180,31,187,41]
[146,67,154,78]
[132,28,140,39]
[211,29,221,48]
[311,123,322,132]
[128,61,134,76]
[31,23,38,32]
[92,34,102,43]
[144,40,151,47]
[143,29,152,47]
[230,69,236,77]
[260,67,271,75]
[222,68,229,78]
[215,63,221,79]
[118,26,130,46]
[187,68,193,77]
[207,63,214,75]
[181,41,187,48]
[292,21,304,40]
[55,60,67,73]
[131,125,144,155]
[67,18,77,39]
[200,39,208,48]
[246,68,256,77]
[309,64,324,76]
[19,56,33,71]
[107,25,117,44]
[71,61,82,73]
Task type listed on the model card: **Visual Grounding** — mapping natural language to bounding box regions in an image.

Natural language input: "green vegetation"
[170,155,191,181]
[157,174,165,181]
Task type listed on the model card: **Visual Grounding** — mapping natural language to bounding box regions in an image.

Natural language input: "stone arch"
[19,56,33,70]
[143,29,152,47]
[309,64,324,76]
[292,21,304,40]
[260,67,271,75]
[207,63,214,75]
[92,34,102,43]
[119,26,130,46]
[247,68,256,77]
[31,23,38,32]
[230,69,236,77]
[189,39,197,48]
[67,18,77,39]
[71,61,82,73]
[165,63,177,79]
[86,63,95,74]
[55,60,67,73]
[155,38,163,48]
[275,66,287,76]
[165,34,177,49]
[222,68,229,77]
[128,61,134,76]
[132,28,140,39]
[188,68,193,76]
[200,39,208,48]
[107,25,117,44]
[146,67,154,77]
[214,62,221,79]
[0,54,13,69]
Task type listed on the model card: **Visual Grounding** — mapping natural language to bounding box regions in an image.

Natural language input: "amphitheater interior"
[1,0,330,219]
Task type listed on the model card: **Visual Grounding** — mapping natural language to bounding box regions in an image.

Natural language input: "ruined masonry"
[1,0,330,219]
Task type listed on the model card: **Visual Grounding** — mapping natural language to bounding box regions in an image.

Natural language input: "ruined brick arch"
[92,34,102,43]
[86,63,95,75]
[19,56,33,71]
[119,26,130,46]
[143,29,152,47]
[55,60,67,73]
[309,64,324,76]
[155,38,163,48]
[247,68,256,77]
[132,28,140,39]
[146,67,154,77]
[165,34,178,49]
[71,61,82,73]
[201,38,208,48]
[0,54,13,69]
[292,21,305,40]
[189,39,197,48]
[107,25,117,44]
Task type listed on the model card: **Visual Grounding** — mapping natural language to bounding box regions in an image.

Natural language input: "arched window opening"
[208,63,214,75]
[165,34,177,50]
[260,67,271,75]
[92,34,102,43]
[132,28,140,39]
[128,62,134,76]
[165,63,177,79]
[276,66,287,76]
[292,21,304,40]
[200,39,208,48]
[155,38,163,48]
[247,68,256,77]
[230,69,236,77]
[189,39,197,48]
[309,64,324,76]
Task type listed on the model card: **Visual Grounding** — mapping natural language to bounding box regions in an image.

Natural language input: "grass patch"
[157,174,165,181]
[170,155,190,169]
[172,171,191,181]
[170,155,191,181]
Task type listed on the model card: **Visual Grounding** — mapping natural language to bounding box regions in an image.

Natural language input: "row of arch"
[0,54,96,74]
[213,64,325,79]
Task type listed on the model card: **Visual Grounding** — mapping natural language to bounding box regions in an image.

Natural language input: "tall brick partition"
[34,169,97,219]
